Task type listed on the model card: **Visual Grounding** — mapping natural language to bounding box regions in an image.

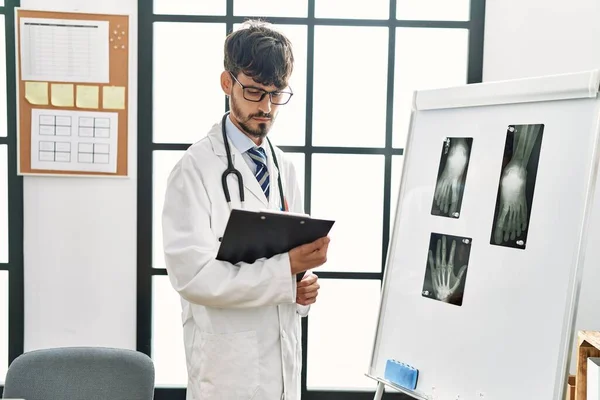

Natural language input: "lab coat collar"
[207,120,269,207]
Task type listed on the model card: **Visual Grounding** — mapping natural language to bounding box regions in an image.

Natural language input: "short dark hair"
[224,20,294,89]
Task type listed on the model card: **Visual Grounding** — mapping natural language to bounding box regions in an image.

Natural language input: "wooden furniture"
[567,375,576,400]
[576,331,600,400]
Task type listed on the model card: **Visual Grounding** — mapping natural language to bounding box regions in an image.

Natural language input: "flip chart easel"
[367,70,600,399]
[15,8,130,177]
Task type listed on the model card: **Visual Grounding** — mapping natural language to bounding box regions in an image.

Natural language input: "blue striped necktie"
[247,147,270,199]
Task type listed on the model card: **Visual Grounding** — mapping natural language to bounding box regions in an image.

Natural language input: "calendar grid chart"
[15,8,129,176]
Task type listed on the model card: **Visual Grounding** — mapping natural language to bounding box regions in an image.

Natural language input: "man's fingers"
[305,249,327,267]
[297,282,320,295]
[297,274,317,287]
[298,288,319,299]
[296,237,329,270]
[297,296,317,306]
[297,287,319,305]
[301,236,330,254]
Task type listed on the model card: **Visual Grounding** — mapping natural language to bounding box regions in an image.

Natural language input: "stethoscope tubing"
[220,112,287,211]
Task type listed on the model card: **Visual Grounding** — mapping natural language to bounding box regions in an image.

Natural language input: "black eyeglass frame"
[229,72,294,105]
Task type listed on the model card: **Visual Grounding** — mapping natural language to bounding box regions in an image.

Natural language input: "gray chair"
[2,347,155,400]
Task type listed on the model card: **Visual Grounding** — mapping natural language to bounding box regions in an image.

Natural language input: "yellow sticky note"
[25,81,48,105]
[76,85,99,109]
[102,86,126,110]
[51,84,74,107]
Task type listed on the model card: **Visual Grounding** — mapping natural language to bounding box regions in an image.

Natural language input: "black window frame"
[137,1,486,399]
[0,0,25,396]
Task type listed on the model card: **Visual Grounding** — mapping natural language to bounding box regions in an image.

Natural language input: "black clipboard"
[216,209,335,270]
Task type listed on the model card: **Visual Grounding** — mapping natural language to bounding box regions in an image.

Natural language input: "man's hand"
[297,273,319,306]
[289,236,330,275]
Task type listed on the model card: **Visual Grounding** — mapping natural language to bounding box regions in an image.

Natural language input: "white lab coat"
[162,119,308,400]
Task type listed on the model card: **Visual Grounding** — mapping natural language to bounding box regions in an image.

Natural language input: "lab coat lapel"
[207,122,269,207]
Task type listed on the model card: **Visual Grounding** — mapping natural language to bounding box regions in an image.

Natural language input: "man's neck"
[230,116,263,146]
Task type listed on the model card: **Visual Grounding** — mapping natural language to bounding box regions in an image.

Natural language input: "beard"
[230,92,277,139]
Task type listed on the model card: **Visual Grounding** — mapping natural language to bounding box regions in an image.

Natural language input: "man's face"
[229,72,284,140]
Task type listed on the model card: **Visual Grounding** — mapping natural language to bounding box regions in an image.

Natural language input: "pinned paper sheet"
[76,85,99,109]
[20,17,109,83]
[25,81,49,105]
[51,83,74,107]
[102,86,125,109]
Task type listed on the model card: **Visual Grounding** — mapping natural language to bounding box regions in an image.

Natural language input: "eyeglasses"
[229,72,293,105]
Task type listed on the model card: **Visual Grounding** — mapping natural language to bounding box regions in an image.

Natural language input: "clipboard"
[216,209,335,268]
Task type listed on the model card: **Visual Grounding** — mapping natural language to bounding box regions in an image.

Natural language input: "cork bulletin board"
[15,8,129,177]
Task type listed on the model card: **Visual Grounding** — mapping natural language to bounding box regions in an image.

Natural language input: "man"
[162,20,330,400]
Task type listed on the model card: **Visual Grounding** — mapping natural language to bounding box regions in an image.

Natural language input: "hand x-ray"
[490,124,544,249]
[422,232,472,307]
[431,137,473,218]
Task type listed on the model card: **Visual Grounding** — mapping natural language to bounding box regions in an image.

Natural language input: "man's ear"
[221,71,232,96]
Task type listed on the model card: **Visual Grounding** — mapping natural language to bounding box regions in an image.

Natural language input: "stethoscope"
[221,112,287,211]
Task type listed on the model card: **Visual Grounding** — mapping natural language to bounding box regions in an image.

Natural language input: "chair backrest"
[2,347,155,400]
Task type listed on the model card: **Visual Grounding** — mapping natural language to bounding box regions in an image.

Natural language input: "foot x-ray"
[422,232,472,307]
[490,124,544,249]
[431,137,473,218]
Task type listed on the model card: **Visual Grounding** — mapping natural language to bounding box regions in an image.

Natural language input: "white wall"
[483,0,600,376]
[22,0,137,351]
[482,0,600,81]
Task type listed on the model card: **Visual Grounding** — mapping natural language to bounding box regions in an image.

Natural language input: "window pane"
[396,0,470,21]
[261,24,307,146]
[154,0,225,16]
[0,17,6,137]
[393,28,468,148]
[154,23,226,144]
[152,276,187,387]
[390,155,404,236]
[316,0,389,19]
[282,152,305,209]
[311,154,384,272]
[0,145,6,263]
[307,279,381,390]
[0,271,7,385]
[234,0,308,17]
[153,151,186,269]
[313,27,388,148]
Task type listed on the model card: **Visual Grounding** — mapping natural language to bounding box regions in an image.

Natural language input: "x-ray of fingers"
[431,137,473,219]
[422,232,472,307]
[490,124,544,249]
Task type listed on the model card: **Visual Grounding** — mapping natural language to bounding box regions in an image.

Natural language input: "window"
[138,0,485,398]
[0,0,24,391]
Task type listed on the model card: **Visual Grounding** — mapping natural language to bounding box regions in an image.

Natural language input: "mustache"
[249,112,272,119]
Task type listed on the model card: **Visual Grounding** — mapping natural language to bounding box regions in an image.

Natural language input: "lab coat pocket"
[199,330,260,399]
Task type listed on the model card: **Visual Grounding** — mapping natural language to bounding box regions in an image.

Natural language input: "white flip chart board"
[367,70,600,400]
